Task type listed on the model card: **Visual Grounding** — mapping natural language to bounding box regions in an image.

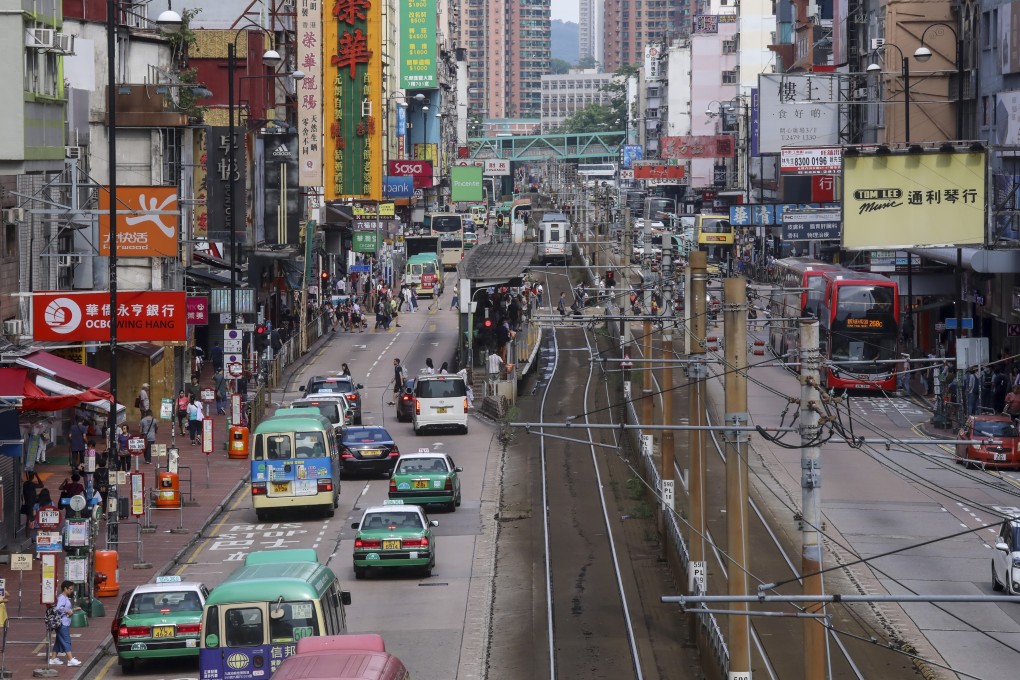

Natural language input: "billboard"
[383,176,414,197]
[758,74,844,154]
[388,160,432,177]
[258,132,301,246]
[32,291,188,342]
[621,145,643,168]
[205,126,246,244]
[98,186,179,257]
[484,159,510,176]
[297,0,324,186]
[323,0,383,200]
[995,91,1020,145]
[193,130,208,238]
[399,0,437,88]
[842,152,986,249]
[661,135,735,159]
[780,147,842,175]
[451,166,483,202]
[633,165,685,180]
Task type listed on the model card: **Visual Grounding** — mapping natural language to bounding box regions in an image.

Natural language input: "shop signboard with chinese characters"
[352,203,395,217]
[781,208,842,241]
[204,126,246,244]
[842,151,987,249]
[297,0,324,186]
[780,147,842,175]
[193,130,209,238]
[98,186,179,257]
[32,291,188,342]
[483,159,510,176]
[399,0,437,88]
[729,202,837,226]
[186,296,208,325]
[323,0,383,201]
[757,73,845,154]
[633,163,685,180]
[661,135,735,159]
[352,230,381,252]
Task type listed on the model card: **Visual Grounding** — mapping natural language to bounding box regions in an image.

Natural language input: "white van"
[412,374,469,435]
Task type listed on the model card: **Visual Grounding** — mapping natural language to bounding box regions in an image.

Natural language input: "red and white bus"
[767,259,900,391]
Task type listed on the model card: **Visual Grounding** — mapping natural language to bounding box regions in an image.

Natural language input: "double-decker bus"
[199,550,351,680]
[766,258,899,390]
[423,212,463,238]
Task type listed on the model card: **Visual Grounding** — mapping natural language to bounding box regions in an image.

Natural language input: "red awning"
[22,387,116,413]
[0,367,47,399]
[18,351,111,389]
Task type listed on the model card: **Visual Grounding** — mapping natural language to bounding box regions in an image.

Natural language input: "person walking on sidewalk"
[69,417,88,472]
[214,367,227,415]
[117,424,131,471]
[139,409,157,464]
[176,390,189,433]
[136,383,150,414]
[187,396,204,445]
[49,581,82,666]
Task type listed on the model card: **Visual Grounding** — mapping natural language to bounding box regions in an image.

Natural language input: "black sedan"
[339,426,400,476]
[396,378,416,422]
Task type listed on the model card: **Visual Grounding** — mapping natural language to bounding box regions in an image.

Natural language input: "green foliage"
[550,64,637,134]
[575,56,599,70]
[550,58,571,75]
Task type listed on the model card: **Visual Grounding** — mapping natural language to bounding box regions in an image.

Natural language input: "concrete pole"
[661,245,675,543]
[623,207,632,286]
[800,319,825,680]
[723,277,751,678]
[642,274,654,428]
[688,251,708,568]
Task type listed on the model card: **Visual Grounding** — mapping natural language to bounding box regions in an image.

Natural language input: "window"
[268,601,319,643]
[722,71,738,84]
[224,607,264,647]
[723,39,737,54]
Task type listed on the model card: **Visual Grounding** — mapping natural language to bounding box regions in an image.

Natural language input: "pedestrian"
[450,287,460,312]
[135,383,150,413]
[68,417,88,472]
[994,366,1010,414]
[58,474,85,506]
[458,368,474,409]
[439,361,449,375]
[49,581,82,666]
[186,375,202,402]
[1006,386,1020,419]
[487,350,504,381]
[389,358,406,405]
[966,367,980,415]
[214,367,227,415]
[341,363,352,378]
[423,358,435,375]
[20,470,41,535]
[117,424,130,471]
[897,354,910,392]
[176,389,189,432]
[139,409,157,464]
[211,341,224,372]
[536,283,544,308]
[187,396,203,445]
[557,292,567,317]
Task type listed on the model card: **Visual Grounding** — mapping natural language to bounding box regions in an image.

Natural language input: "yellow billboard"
[842,151,986,249]
[322,0,383,201]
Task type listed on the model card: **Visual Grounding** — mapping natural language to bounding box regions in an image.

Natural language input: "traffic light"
[254,324,269,350]
[321,271,329,283]
[483,308,492,329]
[496,214,504,227]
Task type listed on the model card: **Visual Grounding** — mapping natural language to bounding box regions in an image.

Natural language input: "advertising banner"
[259,132,301,246]
[98,186,179,257]
[352,230,381,252]
[384,176,414,197]
[842,151,987,249]
[323,0,383,200]
[484,159,510,176]
[660,135,735,159]
[388,159,433,177]
[186,296,209,325]
[297,0,324,186]
[400,0,437,88]
[352,203,395,217]
[205,126,246,244]
[32,291,188,342]
[996,91,1020,145]
[621,145,643,168]
[633,165,685,180]
[780,147,842,175]
[758,74,844,154]
[750,87,760,157]
[451,166,483,202]
[781,209,842,241]
[193,130,208,238]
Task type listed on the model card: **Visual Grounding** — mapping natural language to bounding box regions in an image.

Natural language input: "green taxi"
[387,451,462,511]
[351,501,438,578]
[110,576,209,672]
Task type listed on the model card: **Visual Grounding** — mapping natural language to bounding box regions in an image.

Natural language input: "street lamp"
[106,2,181,454]
[866,43,910,143]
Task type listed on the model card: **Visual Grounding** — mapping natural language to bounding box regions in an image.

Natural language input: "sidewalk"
[0,333,331,679]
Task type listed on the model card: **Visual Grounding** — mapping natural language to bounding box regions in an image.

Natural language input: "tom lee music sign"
[32,291,188,342]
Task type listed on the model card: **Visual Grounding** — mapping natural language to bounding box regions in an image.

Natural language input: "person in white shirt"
[487,351,504,381]
[423,358,435,375]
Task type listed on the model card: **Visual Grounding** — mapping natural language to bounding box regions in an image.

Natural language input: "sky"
[551,0,578,24]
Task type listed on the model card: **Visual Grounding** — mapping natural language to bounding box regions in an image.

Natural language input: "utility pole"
[623,207,632,285]
[723,277,751,678]
[800,319,825,680]
[642,251,654,427]
[660,244,675,542]
[688,251,708,572]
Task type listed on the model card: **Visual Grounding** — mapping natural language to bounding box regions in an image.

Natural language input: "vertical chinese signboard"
[323,0,383,201]
[400,0,437,88]
[297,0,323,186]
[205,126,246,244]
[193,129,209,238]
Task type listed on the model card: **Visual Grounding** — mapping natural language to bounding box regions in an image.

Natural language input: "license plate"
[413,479,429,489]
[382,539,401,550]
[436,407,449,414]
[361,449,381,458]
[152,625,175,639]
[995,453,1007,462]
[271,482,291,494]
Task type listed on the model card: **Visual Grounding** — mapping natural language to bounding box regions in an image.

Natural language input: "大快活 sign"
[98,186,179,257]
[32,291,188,342]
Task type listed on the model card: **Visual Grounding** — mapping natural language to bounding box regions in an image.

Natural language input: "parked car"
[301,375,364,424]
[339,426,400,477]
[956,415,1020,468]
[395,378,416,422]
[111,576,209,672]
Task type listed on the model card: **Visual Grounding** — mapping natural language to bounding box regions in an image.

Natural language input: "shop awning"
[121,343,166,364]
[0,367,47,401]
[30,375,125,422]
[17,351,111,389]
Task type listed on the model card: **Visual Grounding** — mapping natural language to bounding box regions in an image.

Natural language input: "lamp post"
[226,33,282,339]
[866,44,910,143]
[914,23,965,344]
[106,4,182,453]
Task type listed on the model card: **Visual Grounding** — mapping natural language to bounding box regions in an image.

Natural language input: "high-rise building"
[462,0,551,119]
[579,0,603,64]
[602,0,676,71]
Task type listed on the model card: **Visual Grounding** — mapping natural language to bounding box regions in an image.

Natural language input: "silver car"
[992,518,1020,594]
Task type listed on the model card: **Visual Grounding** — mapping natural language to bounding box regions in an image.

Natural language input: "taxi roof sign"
[156,575,182,583]
[382,499,405,505]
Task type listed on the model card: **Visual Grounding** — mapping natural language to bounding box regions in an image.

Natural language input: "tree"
[550,58,571,75]
[575,56,600,70]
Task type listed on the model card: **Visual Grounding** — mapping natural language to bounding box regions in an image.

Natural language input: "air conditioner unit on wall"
[54,33,74,55]
[65,146,83,159]
[26,28,54,50]
[3,319,23,336]
[57,254,82,267]
[3,208,24,223]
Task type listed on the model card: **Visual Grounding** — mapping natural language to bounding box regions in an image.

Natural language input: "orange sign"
[98,186,180,257]
[633,165,686,180]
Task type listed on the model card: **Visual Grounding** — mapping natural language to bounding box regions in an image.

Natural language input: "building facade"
[602,0,677,71]
[540,69,615,132]
[579,0,603,64]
